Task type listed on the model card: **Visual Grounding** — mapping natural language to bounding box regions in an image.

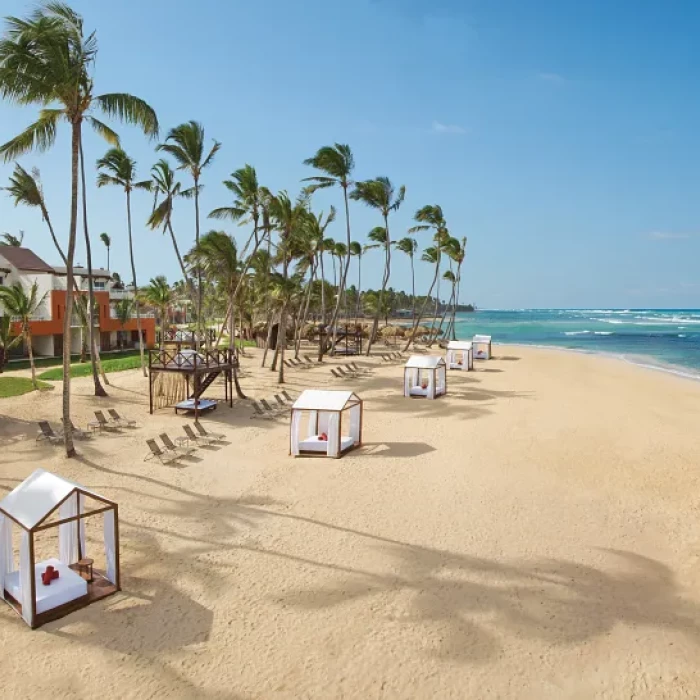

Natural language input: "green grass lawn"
[0,376,52,397]
[7,349,141,372]
[38,354,144,381]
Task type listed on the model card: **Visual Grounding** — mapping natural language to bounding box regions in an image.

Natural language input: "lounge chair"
[344,364,361,376]
[274,394,287,409]
[281,389,295,403]
[65,420,92,440]
[330,368,341,379]
[250,400,273,420]
[349,362,370,375]
[108,408,137,428]
[303,355,318,365]
[283,359,293,369]
[160,432,195,456]
[183,424,215,445]
[144,439,179,464]
[36,421,62,445]
[260,398,283,415]
[89,410,120,432]
[194,421,225,440]
[336,366,353,378]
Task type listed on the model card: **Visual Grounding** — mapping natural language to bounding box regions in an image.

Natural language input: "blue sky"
[1,0,699,309]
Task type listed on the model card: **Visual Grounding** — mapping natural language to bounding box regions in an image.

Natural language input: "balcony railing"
[10,310,53,323]
[108,288,135,300]
[109,309,154,320]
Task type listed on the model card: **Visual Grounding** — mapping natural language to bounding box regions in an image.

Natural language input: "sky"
[1,0,699,309]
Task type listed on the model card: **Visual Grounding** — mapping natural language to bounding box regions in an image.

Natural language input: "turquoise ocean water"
[452,309,700,380]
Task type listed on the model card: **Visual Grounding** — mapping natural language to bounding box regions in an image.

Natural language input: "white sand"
[1,345,700,699]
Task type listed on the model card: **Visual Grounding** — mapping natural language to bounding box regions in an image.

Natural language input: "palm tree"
[350,177,406,354]
[0,281,47,388]
[396,237,418,322]
[0,231,23,246]
[210,164,262,248]
[96,148,151,376]
[403,205,448,351]
[158,121,221,346]
[445,236,466,340]
[3,164,109,389]
[305,208,336,328]
[0,3,158,455]
[333,241,348,319]
[349,241,363,322]
[99,233,111,270]
[113,297,133,349]
[186,230,247,397]
[0,315,21,371]
[142,276,172,349]
[303,144,354,358]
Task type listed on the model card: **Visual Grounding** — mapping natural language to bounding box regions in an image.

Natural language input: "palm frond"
[87,116,120,146]
[0,109,62,162]
[95,93,159,139]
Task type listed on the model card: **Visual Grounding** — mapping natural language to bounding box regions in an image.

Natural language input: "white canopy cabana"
[290,390,363,458]
[0,469,120,629]
[404,355,447,399]
[473,334,493,360]
[446,340,474,371]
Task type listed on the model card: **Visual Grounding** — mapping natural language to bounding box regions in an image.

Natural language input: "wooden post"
[76,492,82,561]
[113,504,121,591]
[28,530,36,628]
[358,400,363,447]
[336,409,341,459]
[148,351,153,415]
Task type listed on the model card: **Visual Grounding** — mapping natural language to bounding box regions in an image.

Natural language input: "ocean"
[452,309,700,380]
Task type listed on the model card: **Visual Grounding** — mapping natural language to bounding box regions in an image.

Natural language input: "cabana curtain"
[427,370,435,399]
[59,495,78,565]
[20,530,32,625]
[327,413,340,457]
[79,494,87,559]
[349,405,361,443]
[290,410,302,456]
[307,411,318,437]
[0,515,11,601]
[104,511,117,584]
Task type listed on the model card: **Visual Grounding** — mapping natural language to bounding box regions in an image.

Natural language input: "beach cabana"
[404,355,447,399]
[290,390,363,458]
[0,469,119,629]
[446,340,474,371]
[473,335,492,360]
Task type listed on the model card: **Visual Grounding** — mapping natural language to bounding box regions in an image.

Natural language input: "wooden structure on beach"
[148,347,236,418]
[316,324,364,356]
[403,355,447,399]
[0,469,119,629]
[157,329,215,349]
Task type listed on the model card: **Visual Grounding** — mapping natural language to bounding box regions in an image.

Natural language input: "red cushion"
[41,572,51,586]
[52,569,59,579]
[320,432,328,441]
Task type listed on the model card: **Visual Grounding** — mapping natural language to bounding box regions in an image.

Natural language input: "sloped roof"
[0,469,113,530]
[0,246,54,273]
[447,340,473,350]
[473,335,492,343]
[53,266,111,278]
[404,355,446,369]
[293,389,360,411]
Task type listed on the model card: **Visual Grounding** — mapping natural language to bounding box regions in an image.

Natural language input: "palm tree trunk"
[355,254,362,323]
[107,246,110,271]
[403,262,440,352]
[295,264,315,357]
[321,185,352,359]
[319,252,326,324]
[432,284,454,347]
[126,189,146,377]
[62,122,80,457]
[79,141,108,395]
[194,176,204,351]
[366,218,391,355]
[26,328,38,390]
[410,255,416,323]
[167,219,196,312]
[277,303,287,384]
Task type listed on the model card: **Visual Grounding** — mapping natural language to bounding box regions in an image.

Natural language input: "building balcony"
[109,309,154,320]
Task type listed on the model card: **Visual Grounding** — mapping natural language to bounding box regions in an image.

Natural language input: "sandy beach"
[1,345,700,699]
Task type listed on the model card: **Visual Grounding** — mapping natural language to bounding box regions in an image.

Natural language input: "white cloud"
[432,120,467,135]
[647,231,691,240]
[537,72,567,85]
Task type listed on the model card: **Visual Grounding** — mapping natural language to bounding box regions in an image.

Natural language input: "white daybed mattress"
[175,398,217,411]
[298,436,355,453]
[4,558,87,614]
[409,386,429,397]
[448,361,468,369]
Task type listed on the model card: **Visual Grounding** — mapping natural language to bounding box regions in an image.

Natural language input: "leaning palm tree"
[142,276,172,350]
[0,231,23,246]
[3,164,109,389]
[350,177,406,354]
[209,164,262,248]
[333,241,349,319]
[99,232,111,270]
[0,281,47,388]
[396,237,418,322]
[158,121,221,345]
[303,144,354,358]
[96,148,151,376]
[349,240,363,322]
[0,3,158,455]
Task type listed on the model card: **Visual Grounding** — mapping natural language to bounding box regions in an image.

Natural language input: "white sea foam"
[594,331,613,335]
[563,330,591,336]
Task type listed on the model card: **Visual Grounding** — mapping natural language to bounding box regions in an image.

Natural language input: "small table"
[77,558,94,582]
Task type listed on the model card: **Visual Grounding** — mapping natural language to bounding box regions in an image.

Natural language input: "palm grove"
[0,3,468,457]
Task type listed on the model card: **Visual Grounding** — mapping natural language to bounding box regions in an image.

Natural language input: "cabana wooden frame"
[0,471,120,629]
[289,390,363,459]
[403,355,448,399]
[148,347,237,419]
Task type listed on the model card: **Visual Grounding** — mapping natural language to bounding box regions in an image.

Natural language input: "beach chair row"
[329,362,371,381]
[381,352,404,362]
[250,389,297,420]
[282,355,319,370]
[36,410,138,444]
[145,423,225,464]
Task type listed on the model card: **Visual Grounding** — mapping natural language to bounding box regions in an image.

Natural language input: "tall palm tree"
[147,159,195,305]
[158,121,221,346]
[142,276,172,349]
[303,144,354,357]
[0,315,21,371]
[396,237,418,322]
[333,241,348,319]
[3,164,108,389]
[96,147,151,376]
[113,297,133,349]
[210,164,262,248]
[0,231,23,246]
[186,230,247,397]
[403,205,448,351]
[350,177,406,354]
[349,241,363,322]
[0,281,47,388]
[0,3,158,456]
[445,236,467,340]
[99,233,111,270]
[305,208,336,328]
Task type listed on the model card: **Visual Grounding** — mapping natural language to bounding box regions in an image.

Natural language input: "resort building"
[0,246,155,358]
